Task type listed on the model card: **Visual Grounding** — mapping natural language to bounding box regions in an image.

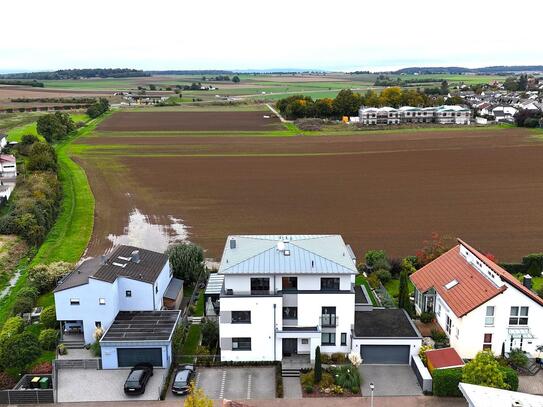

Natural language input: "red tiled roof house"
[410,239,543,359]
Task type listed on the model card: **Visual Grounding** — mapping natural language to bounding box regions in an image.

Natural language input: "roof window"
[445,279,459,290]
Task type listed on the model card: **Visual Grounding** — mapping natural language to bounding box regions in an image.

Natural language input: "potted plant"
[536,345,543,364]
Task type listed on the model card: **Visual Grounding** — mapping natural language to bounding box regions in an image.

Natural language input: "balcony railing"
[320,314,338,327]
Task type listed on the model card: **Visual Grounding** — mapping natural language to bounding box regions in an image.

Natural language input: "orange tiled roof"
[410,244,506,317]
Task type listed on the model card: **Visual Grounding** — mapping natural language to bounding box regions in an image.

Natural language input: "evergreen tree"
[314,346,322,383]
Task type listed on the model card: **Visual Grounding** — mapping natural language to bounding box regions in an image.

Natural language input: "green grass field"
[355,275,378,306]
[6,113,89,142]
[0,113,101,326]
[180,324,202,363]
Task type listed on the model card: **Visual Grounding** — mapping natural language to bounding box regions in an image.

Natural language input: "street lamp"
[369,382,375,407]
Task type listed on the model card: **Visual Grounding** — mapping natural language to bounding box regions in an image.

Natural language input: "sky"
[1,0,542,72]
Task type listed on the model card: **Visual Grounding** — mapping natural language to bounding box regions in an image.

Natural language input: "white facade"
[55,255,171,344]
[413,242,543,359]
[0,155,16,176]
[218,235,357,362]
[358,105,471,125]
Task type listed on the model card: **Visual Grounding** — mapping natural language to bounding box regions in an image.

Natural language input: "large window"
[232,311,251,324]
[321,278,340,291]
[485,306,495,326]
[283,307,298,320]
[483,333,492,350]
[321,332,336,346]
[250,278,270,294]
[232,337,251,351]
[282,277,297,291]
[509,306,529,325]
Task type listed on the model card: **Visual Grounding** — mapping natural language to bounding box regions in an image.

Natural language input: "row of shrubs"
[301,366,361,396]
[501,253,543,277]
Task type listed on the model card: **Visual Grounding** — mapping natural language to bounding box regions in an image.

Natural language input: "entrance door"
[282,338,297,357]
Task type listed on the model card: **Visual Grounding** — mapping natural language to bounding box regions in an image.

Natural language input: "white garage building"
[100,310,180,369]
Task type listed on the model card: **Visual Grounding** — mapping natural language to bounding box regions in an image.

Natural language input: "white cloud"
[1,0,542,71]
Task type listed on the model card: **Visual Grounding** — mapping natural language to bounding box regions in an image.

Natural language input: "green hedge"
[500,366,518,391]
[500,253,543,277]
[432,367,463,397]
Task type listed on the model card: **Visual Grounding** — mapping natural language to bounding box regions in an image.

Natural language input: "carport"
[352,309,422,365]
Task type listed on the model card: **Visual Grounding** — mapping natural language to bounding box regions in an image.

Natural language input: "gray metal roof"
[205,273,225,295]
[218,235,357,275]
[54,257,103,292]
[163,278,183,300]
[101,311,180,342]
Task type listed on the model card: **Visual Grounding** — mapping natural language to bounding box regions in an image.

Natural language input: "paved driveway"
[519,370,543,395]
[359,365,422,396]
[57,368,166,402]
[167,366,276,401]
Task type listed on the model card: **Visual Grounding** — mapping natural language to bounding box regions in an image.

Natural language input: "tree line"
[0,68,148,80]
[276,88,453,119]
[0,80,44,87]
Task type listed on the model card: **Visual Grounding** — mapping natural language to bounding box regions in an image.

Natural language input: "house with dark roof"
[54,245,182,346]
[411,239,543,359]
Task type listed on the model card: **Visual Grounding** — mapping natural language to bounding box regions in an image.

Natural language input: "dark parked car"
[124,363,154,395]
[171,365,195,395]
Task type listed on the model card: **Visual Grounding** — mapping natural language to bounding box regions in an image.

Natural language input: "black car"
[124,363,154,395]
[171,365,195,395]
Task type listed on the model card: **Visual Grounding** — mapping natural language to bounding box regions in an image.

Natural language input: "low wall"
[411,355,432,393]
[55,358,101,369]
[0,374,54,404]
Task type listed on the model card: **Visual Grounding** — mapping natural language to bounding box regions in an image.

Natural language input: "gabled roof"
[410,244,506,317]
[54,245,169,292]
[218,235,357,275]
[411,239,543,317]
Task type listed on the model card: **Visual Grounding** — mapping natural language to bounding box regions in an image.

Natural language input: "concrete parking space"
[167,366,276,401]
[359,365,422,396]
[519,370,543,395]
[57,368,167,402]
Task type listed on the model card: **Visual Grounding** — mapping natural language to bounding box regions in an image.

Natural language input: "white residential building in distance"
[411,239,543,359]
[358,105,471,125]
[217,235,422,364]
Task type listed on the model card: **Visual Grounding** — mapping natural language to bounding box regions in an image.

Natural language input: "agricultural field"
[71,108,543,262]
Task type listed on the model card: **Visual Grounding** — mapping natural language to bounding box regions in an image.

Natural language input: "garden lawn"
[194,290,205,317]
[355,275,378,306]
[384,278,415,300]
[180,324,201,363]
[532,277,542,293]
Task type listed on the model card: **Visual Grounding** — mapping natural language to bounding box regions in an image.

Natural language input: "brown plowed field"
[96,111,282,132]
[76,124,543,261]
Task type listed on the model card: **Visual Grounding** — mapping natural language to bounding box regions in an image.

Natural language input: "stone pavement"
[283,376,303,399]
[519,370,543,395]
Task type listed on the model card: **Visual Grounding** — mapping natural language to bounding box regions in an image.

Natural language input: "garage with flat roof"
[100,310,180,369]
[352,308,422,365]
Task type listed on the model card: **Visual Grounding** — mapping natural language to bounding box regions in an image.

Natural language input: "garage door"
[117,348,162,367]
[360,345,410,364]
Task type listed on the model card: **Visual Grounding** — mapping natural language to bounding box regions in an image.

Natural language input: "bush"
[375,269,392,284]
[57,343,67,355]
[500,366,519,391]
[330,384,344,394]
[12,296,34,315]
[0,316,25,341]
[419,345,433,366]
[462,351,507,390]
[420,312,435,324]
[28,262,72,294]
[431,328,448,343]
[0,372,16,390]
[366,273,380,289]
[0,332,41,372]
[319,372,335,389]
[30,361,52,374]
[301,370,315,387]
[304,384,314,393]
[166,243,204,284]
[508,348,528,368]
[201,319,219,349]
[40,305,58,329]
[330,352,347,364]
[21,134,39,146]
[27,142,58,172]
[90,341,101,357]
[195,345,210,356]
[320,353,331,364]
[389,257,402,277]
[38,329,58,350]
[18,286,39,302]
[365,250,388,269]
[432,367,463,397]
[333,365,361,389]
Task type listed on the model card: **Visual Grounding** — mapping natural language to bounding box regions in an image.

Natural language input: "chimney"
[230,238,236,249]
[131,250,140,263]
[523,274,532,290]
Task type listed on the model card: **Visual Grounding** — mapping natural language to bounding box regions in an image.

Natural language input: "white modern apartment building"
[217,235,422,364]
[411,239,543,359]
[359,105,471,125]
[218,235,357,362]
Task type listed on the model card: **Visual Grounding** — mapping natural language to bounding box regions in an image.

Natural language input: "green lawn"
[6,113,89,142]
[355,274,378,306]
[194,290,205,317]
[180,324,201,363]
[0,114,103,326]
[532,277,543,292]
[384,278,414,299]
